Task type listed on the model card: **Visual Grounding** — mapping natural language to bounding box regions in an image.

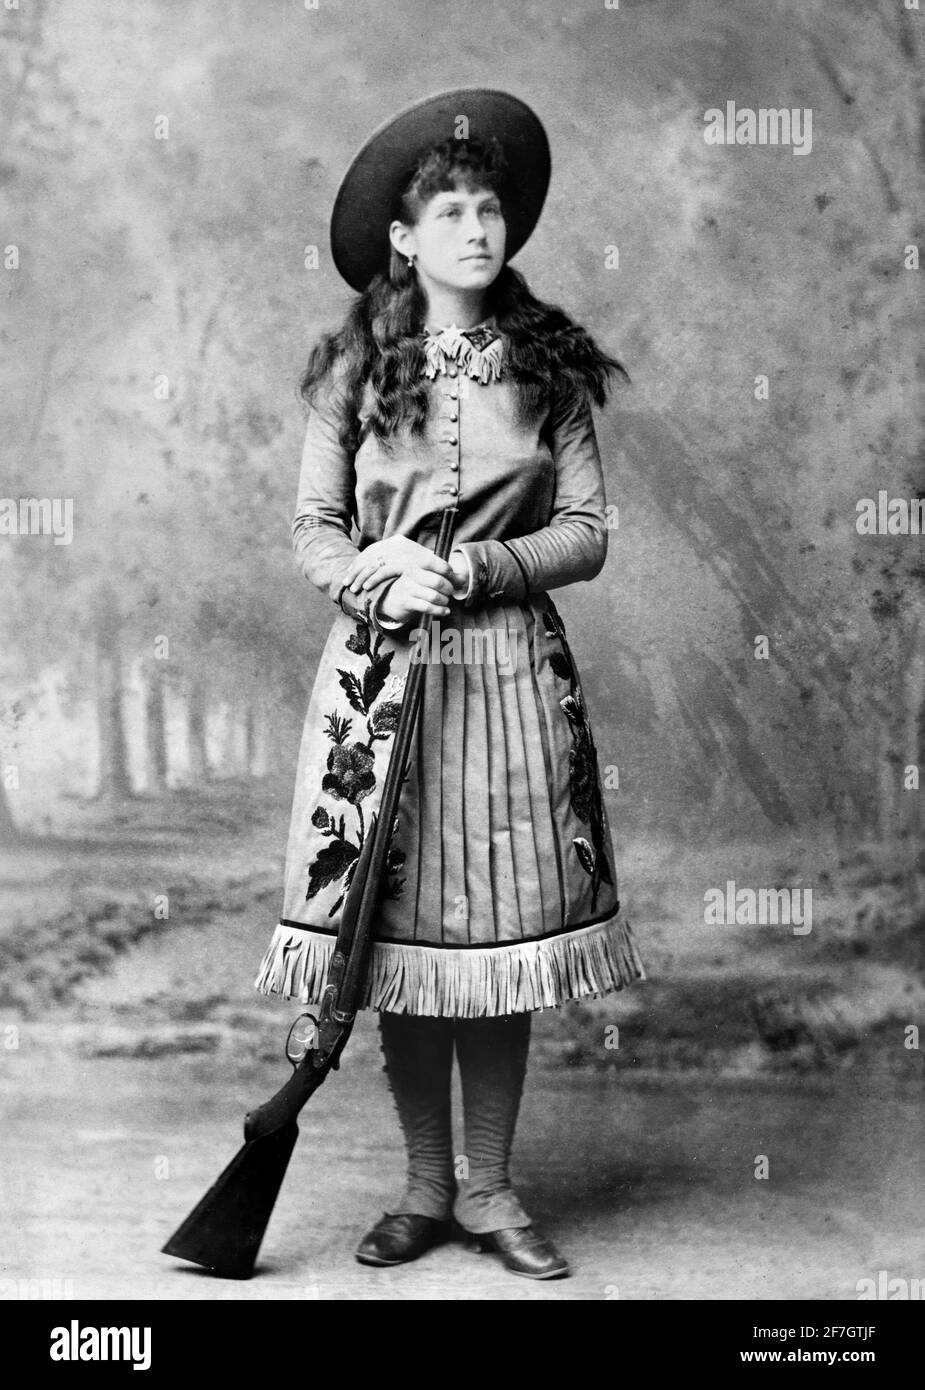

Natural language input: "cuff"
[335,574,406,635]
[450,545,475,601]
[369,579,408,634]
[452,539,529,605]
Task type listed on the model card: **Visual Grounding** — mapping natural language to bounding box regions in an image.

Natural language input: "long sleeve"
[452,384,609,604]
[292,369,359,597]
[291,368,396,632]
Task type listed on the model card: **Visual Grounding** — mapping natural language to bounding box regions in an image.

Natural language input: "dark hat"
[330,88,551,292]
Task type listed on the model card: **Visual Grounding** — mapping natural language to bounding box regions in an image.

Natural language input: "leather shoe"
[466,1225,570,1279]
[355,1213,451,1267]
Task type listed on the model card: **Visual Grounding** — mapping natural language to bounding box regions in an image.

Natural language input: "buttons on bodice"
[436,379,463,500]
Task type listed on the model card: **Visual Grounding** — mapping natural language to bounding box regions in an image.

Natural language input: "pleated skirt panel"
[255,593,644,1017]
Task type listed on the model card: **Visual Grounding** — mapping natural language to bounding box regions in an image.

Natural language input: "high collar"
[422,314,496,338]
[420,318,504,384]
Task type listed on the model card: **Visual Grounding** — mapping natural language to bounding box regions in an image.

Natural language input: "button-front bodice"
[293,333,611,610]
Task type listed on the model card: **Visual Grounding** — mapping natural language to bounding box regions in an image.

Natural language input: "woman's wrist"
[374,580,407,629]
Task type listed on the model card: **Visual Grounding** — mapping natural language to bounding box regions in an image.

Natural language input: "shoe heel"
[464,1234,489,1254]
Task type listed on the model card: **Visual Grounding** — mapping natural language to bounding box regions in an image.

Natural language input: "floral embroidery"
[304,623,407,915]
[543,605,614,910]
[560,689,596,823]
[322,741,376,804]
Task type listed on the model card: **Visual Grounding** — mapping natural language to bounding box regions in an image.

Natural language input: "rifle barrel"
[337,507,458,1008]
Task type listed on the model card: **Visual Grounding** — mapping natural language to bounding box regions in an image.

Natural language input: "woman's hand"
[343,536,454,594]
[378,567,455,623]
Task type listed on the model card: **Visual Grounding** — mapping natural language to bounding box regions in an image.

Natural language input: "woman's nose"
[463,213,487,242]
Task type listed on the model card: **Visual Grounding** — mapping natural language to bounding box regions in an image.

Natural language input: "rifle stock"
[161,508,458,1278]
[160,1124,299,1280]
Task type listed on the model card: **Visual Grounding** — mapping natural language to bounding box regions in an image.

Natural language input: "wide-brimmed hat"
[330,88,550,292]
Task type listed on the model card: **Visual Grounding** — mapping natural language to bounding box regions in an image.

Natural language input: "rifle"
[161,507,459,1279]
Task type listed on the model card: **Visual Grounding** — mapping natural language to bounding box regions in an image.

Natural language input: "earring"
[407,255,415,268]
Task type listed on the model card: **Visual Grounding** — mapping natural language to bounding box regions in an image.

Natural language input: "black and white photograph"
[1,0,923,1343]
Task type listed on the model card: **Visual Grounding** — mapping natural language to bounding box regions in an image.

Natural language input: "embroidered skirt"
[255,593,644,1016]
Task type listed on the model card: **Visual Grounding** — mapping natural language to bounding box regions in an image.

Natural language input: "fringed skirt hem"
[253,911,645,1018]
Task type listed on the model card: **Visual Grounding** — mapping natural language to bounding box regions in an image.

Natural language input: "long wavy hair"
[300,138,629,454]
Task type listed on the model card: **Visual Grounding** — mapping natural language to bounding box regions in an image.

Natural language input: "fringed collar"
[421,318,503,385]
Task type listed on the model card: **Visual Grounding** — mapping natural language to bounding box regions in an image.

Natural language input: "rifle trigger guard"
[285,1011,319,1068]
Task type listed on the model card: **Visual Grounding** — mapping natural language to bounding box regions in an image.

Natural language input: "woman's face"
[391,182,506,297]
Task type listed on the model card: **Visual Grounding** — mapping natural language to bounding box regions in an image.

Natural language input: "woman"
[255,89,645,1280]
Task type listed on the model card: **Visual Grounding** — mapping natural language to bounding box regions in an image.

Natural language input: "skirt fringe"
[253,911,645,1018]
